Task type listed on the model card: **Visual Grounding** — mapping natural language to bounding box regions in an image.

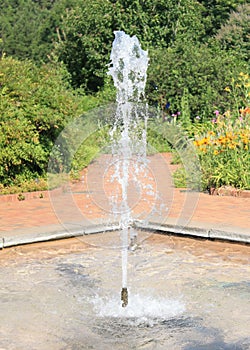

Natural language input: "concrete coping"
[1,222,121,249]
[0,220,249,249]
[133,221,250,245]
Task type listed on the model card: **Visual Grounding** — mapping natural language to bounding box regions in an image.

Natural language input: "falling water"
[108,31,149,307]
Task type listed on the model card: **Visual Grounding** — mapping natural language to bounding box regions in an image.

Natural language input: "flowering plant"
[192,73,250,190]
[193,106,249,190]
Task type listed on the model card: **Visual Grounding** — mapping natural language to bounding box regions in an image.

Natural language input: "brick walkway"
[0,153,249,243]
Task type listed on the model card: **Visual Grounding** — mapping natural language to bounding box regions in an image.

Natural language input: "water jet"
[108,31,149,307]
[0,31,249,350]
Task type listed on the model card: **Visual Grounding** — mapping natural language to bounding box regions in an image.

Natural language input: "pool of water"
[0,232,249,350]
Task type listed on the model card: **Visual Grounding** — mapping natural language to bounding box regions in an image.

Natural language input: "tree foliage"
[0,0,249,189]
[0,56,87,185]
[54,0,208,90]
[54,0,114,90]
[0,0,78,62]
[215,4,250,61]
[146,41,248,118]
[197,0,247,35]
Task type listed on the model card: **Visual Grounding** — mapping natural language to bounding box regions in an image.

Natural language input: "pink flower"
[212,118,217,123]
[214,110,220,116]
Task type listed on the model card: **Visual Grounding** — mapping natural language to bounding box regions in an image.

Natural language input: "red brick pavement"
[0,153,249,234]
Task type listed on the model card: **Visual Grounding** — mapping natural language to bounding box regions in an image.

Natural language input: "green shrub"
[147,127,172,153]
[193,75,250,191]
[0,56,99,187]
[173,167,187,188]
[146,42,248,119]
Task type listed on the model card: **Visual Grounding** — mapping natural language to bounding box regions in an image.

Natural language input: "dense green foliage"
[0,56,97,186]
[53,0,249,117]
[0,0,249,192]
[1,0,246,64]
[215,4,250,60]
[171,73,250,190]
[54,0,208,90]
[147,41,247,118]
[0,0,78,62]
[198,0,246,35]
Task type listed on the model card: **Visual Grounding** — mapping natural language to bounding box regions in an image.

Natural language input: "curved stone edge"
[133,221,250,245]
[1,220,249,249]
[0,223,121,249]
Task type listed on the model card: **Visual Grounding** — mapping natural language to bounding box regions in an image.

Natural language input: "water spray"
[108,31,149,308]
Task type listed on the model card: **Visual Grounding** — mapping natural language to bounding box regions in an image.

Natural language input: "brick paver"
[0,153,249,239]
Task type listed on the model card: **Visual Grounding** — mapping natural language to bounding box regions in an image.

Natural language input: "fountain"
[107,31,149,307]
[0,32,249,349]
[0,234,249,349]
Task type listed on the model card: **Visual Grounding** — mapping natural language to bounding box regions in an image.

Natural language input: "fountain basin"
[0,231,249,350]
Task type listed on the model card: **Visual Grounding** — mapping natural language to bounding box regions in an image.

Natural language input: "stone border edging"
[1,184,250,204]
[0,186,66,203]
[1,220,250,249]
[209,188,250,198]
[133,221,250,244]
[0,223,121,249]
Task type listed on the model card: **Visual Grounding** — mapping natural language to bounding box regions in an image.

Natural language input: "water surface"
[0,232,249,350]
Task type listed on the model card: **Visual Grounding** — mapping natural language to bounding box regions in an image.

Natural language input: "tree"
[197,0,247,36]
[146,40,248,119]
[54,0,207,90]
[215,4,250,61]
[0,0,79,62]
[54,0,114,90]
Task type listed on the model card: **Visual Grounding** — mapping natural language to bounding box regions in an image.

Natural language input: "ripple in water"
[91,293,185,326]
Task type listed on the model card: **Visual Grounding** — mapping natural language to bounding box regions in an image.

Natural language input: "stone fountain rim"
[1,220,249,249]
